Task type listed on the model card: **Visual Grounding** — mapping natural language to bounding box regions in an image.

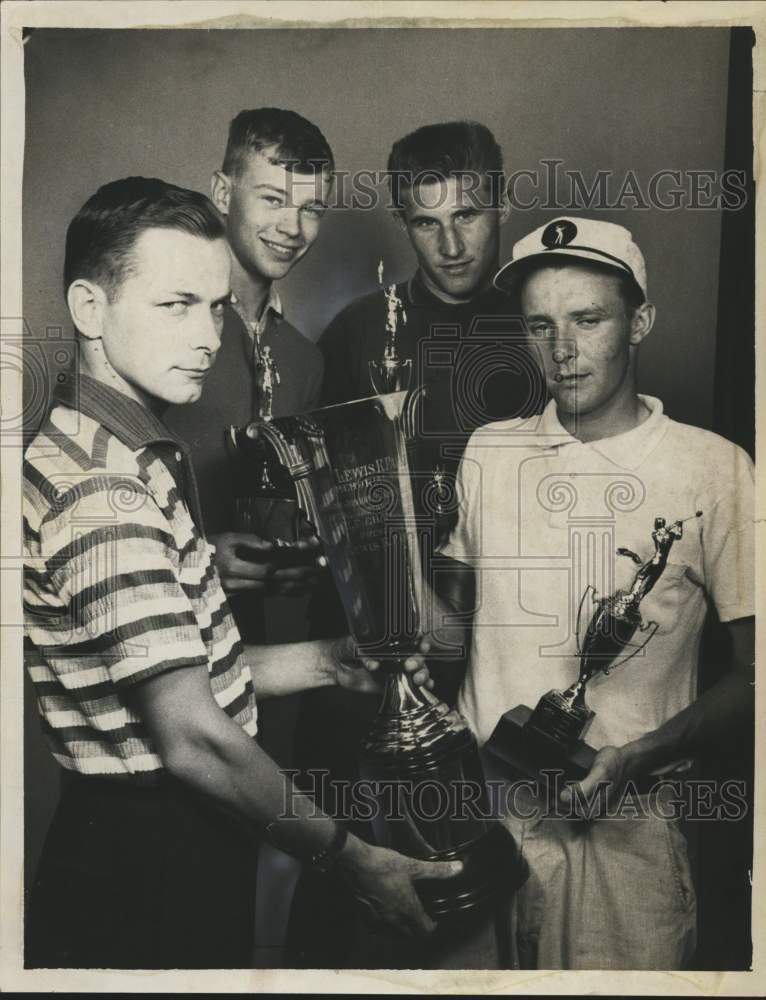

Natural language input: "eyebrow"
[254,183,327,210]
[253,183,289,197]
[524,306,610,321]
[524,312,552,323]
[406,211,439,224]
[162,291,232,305]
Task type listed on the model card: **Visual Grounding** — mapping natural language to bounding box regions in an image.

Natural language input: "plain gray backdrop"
[23,25,732,903]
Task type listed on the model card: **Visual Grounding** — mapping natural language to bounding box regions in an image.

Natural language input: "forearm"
[243,638,339,698]
[621,666,754,777]
[166,711,350,860]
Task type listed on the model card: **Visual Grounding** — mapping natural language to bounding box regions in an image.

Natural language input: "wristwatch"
[310,823,349,873]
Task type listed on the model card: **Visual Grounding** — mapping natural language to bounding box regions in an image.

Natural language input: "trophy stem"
[377,660,440,716]
[361,658,468,762]
[561,678,585,708]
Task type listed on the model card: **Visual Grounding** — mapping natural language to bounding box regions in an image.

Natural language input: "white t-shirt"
[440,395,754,749]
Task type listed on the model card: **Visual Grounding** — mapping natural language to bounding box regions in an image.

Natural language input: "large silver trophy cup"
[231,391,525,921]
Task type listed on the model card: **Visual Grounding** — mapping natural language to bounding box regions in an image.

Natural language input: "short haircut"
[516,256,647,317]
[64,176,225,300]
[222,107,335,178]
[387,120,504,208]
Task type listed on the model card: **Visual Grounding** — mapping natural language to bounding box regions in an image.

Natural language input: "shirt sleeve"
[699,442,755,623]
[438,438,483,566]
[28,473,210,689]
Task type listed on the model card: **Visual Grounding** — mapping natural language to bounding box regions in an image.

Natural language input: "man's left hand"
[558,745,629,817]
[332,636,434,695]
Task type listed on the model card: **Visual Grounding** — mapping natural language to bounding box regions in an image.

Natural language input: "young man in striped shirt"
[23,177,460,969]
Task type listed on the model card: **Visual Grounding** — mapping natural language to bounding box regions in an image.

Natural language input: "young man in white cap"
[432,217,755,968]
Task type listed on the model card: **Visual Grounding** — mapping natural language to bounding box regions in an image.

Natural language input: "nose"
[276,206,302,240]
[551,329,577,364]
[439,223,464,260]
[191,310,222,356]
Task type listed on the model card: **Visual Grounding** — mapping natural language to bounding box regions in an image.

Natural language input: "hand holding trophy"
[486,512,703,783]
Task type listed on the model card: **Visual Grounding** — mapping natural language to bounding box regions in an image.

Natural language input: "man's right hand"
[336,835,462,936]
[210,531,326,594]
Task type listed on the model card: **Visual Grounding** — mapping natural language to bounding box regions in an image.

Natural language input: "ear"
[629,301,656,346]
[211,170,232,215]
[498,189,511,225]
[391,209,408,233]
[66,279,106,340]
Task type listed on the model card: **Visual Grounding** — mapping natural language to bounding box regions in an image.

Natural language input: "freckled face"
[521,265,636,419]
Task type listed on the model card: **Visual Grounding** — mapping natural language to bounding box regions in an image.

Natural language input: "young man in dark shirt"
[165,108,334,642]
[288,121,541,969]
[320,120,540,479]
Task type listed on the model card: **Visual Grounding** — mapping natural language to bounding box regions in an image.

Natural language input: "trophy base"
[414,822,527,925]
[485,704,597,783]
[359,670,527,924]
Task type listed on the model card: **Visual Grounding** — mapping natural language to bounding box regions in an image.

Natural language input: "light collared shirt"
[441,395,755,748]
[230,284,283,348]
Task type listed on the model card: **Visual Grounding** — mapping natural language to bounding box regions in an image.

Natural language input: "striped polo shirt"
[23,373,257,781]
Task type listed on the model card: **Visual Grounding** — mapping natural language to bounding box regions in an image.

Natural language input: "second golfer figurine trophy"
[486,512,702,781]
[368,260,413,395]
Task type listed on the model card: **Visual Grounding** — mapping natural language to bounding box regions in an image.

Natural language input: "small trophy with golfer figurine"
[228,342,306,550]
[368,259,413,395]
[486,510,703,781]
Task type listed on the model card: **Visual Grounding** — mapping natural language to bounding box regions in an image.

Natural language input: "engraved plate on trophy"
[230,392,527,922]
[485,512,703,782]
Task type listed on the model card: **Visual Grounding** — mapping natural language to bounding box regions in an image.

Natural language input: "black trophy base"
[485,704,597,783]
[414,822,527,926]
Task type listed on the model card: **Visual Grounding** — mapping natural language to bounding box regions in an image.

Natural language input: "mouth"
[177,368,211,379]
[439,259,474,275]
[553,372,590,386]
[261,237,303,261]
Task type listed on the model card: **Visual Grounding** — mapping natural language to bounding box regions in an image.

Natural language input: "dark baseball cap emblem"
[541,219,578,249]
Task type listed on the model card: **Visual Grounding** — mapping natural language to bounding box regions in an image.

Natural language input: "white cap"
[494,217,648,298]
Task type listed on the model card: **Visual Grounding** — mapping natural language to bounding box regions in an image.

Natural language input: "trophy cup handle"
[575,585,599,656]
[602,620,659,675]
[401,383,428,443]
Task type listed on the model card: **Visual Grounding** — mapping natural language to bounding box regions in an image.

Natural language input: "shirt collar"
[406,270,509,312]
[230,284,283,335]
[54,372,183,452]
[531,394,669,470]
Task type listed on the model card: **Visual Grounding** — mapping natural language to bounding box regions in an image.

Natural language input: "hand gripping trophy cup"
[486,511,703,782]
[229,387,526,924]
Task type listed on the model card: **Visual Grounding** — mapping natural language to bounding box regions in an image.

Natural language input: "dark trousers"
[26,771,258,970]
